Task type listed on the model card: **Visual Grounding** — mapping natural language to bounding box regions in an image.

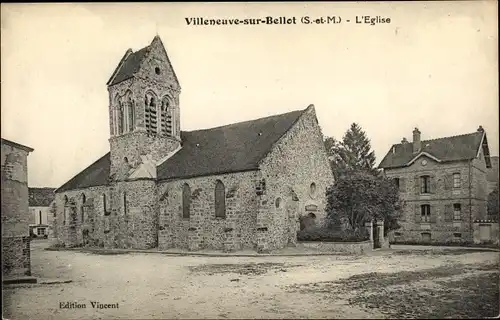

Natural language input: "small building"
[28,187,56,238]
[379,127,492,244]
[1,138,34,277]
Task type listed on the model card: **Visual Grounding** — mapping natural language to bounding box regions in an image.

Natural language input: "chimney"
[401,137,408,144]
[477,125,484,132]
[413,128,421,153]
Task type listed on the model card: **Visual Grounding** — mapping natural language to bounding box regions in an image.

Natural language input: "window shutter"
[414,176,420,195]
[444,204,453,222]
[430,175,437,194]
[444,174,451,190]
[400,177,406,193]
[414,204,421,223]
[430,206,437,223]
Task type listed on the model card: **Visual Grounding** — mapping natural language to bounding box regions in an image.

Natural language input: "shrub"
[297,226,369,242]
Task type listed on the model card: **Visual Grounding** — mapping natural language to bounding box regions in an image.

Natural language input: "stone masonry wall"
[258,106,334,251]
[1,142,32,277]
[108,36,181,179]
[158,171,259,251]
[385,154,489,244]
[54,179,158,250]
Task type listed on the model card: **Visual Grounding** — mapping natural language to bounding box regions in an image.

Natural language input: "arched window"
[309,183,317,198]
[160,97,174,137]
[102,194,108,216]
[123,192,128,216]
[215,180,226,219]
[128,97,135,132]
[182,184,191,219]
[81,193,86,223]
[145,93,158,135]
[63,195,68,225]
[275,197,282,209]
[118,101,125,135]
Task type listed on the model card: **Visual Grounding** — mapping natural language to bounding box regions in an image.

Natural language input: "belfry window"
[160,98,173,136]
[145,94,158,135]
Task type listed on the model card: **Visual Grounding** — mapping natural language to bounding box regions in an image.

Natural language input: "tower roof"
[106,36,180,87]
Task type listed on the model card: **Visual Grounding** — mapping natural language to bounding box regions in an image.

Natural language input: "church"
[52,36,334,252]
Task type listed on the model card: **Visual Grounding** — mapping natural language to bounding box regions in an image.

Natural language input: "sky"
[1,1,498,188]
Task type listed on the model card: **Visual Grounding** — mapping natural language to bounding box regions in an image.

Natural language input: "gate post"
[365,220,374,243]
[376,219,384,247]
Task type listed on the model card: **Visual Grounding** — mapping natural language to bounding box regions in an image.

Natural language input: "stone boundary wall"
[1,236,31,277]
[299,240,373,254]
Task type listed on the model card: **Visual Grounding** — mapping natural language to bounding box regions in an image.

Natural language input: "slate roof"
[107,46,151,86]
[379,131,490,169]
[29,187,56,207]
[56,153,111,193]
[157,108,306,180]
[56,107,308,192]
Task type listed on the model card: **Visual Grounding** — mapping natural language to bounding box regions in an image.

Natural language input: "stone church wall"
[157,170,260,251]
[259,106,335,251]
[53,179,158,250]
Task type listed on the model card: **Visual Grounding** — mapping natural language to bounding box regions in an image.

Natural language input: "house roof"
[56,107,308,192]
[379,131,491,169]
[55,153,111,193]
[29,187,56,207]
[1,138,34,153]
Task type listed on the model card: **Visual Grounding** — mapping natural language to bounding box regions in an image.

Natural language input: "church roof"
[55,107,307,192]
[378,130,491,169]
[157,108,306,180]
[56,153,111,193]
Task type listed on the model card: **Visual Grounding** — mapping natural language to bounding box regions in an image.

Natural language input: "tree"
[325,171,402,234]
[324,123,379,179]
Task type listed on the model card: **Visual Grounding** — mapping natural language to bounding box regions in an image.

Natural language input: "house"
[378,127,492,244]
[28,187,56,238]
[52,36,334,252]
[1,138,34,277]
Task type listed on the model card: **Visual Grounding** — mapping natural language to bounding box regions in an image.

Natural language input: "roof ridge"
[181,108,307,134]
[421,131,481,144]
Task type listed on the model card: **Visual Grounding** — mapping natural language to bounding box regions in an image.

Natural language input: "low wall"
[299,240,372,254]
[473,220,499,245]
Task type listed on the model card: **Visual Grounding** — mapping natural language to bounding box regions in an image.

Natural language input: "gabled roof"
[1,138,34,153]
[55,153,111,193]
[106,36,180,87]
[157,108,307,180]
[107,46,151,86]
[379,131,491,169]
[56,107,308,192]
[29,187,56,207]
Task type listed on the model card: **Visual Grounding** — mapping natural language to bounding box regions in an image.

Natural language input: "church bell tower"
[106,36,181,181]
